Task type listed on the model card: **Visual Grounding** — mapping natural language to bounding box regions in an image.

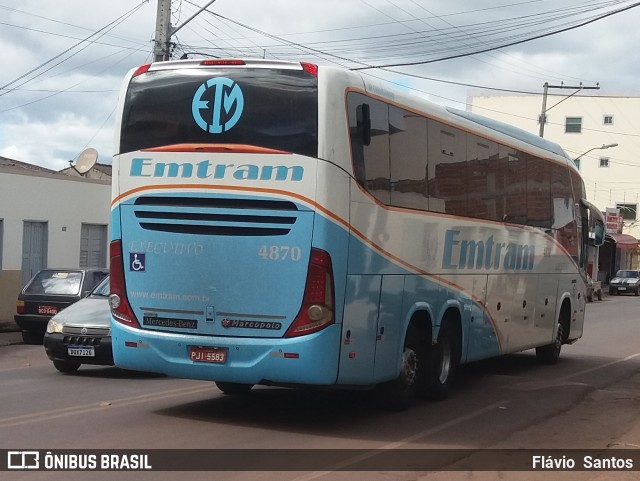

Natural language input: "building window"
[603,115,614,125]
[599,157,610,168]
[616,203,637,221]
[565,117,582,133]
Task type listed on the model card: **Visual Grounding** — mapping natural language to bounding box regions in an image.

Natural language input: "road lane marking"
[290,400,510,481]
[0,383,213,428]
[561,352,640,381]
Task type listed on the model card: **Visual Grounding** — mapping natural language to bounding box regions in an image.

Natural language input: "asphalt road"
[0,294,639,481]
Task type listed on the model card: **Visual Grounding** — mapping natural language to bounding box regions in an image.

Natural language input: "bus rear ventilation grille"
[134,196,298,211]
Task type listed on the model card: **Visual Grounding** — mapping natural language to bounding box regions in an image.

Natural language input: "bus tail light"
[285,248,335,337]
[109,240,140,328]
[200,59,246,67]
[132,64,151,78]
[301,62,318,77]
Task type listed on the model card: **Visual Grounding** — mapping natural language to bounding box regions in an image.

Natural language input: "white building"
[469,92,640,280]
[0,157,111,327]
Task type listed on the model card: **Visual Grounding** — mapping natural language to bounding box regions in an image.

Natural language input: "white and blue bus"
[109,59,604,409]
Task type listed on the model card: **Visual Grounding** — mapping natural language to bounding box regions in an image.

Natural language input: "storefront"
[598,233,640,283]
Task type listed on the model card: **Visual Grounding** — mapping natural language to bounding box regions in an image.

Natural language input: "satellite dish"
[74,148,98,174]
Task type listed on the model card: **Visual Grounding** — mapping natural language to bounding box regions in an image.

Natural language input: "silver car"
[43,276,112,372]
[608,270,640,296]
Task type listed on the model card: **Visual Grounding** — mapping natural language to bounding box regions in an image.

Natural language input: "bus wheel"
[536,321,564,365]
[420,322,458,401]
[215,382,253,395]
[375,326,421,411]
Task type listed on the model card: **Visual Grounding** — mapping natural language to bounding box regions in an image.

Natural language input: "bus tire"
[215,382,253,395]
[420,321,458,401]
[375,325,422,411]
[536,321,564,365]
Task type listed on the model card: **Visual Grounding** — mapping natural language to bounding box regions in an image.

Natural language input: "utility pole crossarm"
[538,83,600,138]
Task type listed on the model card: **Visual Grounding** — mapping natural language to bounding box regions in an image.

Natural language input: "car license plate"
[38,305,58,315]
[189,346,227,364]
[619,287,627,291]
[68,346,95,357]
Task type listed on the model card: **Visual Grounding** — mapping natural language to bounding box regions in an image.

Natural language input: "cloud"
[1,0,639,169]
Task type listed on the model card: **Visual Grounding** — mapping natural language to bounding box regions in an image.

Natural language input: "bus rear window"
[119,68,318,158]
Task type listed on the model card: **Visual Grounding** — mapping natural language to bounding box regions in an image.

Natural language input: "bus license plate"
[68,346,95,357]
[189,346,227,364]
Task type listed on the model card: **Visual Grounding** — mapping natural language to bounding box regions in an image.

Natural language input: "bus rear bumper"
[111,321,342,386]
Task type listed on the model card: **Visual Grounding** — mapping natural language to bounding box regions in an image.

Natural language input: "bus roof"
[446,107,569,159]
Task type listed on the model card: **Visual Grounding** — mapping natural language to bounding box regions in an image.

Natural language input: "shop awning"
[606,233,639,249]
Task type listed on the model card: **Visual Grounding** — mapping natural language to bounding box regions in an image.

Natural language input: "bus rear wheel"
[215,382,253,395]
[375,325,422,411]
[418,321,459,401]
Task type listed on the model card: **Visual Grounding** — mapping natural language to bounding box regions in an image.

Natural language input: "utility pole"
[154,0,172,62]
[153,0,219,63]
[538,82,600,137]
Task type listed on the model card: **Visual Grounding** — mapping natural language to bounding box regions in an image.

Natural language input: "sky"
[1,0,639,170]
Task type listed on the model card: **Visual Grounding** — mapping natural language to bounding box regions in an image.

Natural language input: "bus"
[109,59,605,409]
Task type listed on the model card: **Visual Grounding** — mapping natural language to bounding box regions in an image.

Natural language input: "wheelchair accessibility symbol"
[130,253,146,272]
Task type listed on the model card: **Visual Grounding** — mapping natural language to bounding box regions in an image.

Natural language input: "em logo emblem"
[192,77,244,134]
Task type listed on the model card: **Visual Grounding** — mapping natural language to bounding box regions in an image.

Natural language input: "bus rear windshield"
[119,68,318,157]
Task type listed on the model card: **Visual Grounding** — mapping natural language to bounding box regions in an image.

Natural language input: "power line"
[352,1,640,70]
[0,1,148,97]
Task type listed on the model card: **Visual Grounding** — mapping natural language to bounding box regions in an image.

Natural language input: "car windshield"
[24,271,83,295]
[616,270,639,279]
[90,276,110,297]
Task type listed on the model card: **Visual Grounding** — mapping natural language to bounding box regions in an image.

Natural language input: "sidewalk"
[0,323,22,347]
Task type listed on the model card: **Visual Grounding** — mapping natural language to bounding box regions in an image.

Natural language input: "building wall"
[0,167,110,326]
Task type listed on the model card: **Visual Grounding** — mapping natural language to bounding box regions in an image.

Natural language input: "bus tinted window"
[427,121,468,216]
[390,106,428,211]
[119,68,318,157]
[348,93,390,204]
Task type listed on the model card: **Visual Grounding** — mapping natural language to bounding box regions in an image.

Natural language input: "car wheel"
[52,360,81,373]
[21,330,43,345]
[215,382,253,395]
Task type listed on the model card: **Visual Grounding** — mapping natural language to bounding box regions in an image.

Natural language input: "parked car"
[608,269,640,296]
[586,275,602,302]
[43,275,112,373]
[15,268,108,344]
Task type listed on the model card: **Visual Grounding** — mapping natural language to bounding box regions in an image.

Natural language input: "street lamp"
[574,143,619,163]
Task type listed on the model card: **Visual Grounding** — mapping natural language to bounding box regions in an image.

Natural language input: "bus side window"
[347,93,390,204]
[390,106,429,211]
[427,121,468,215]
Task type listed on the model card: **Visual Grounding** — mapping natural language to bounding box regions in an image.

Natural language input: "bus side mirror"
[357,104,371,146]
[594,221,605,247]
